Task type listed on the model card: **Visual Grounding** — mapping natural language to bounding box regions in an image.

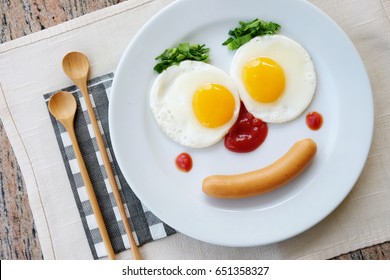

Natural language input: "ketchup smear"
[306,111,323,130]
[224,102,268,153]
[175,152,193,172]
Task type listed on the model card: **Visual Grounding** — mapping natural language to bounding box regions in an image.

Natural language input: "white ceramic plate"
[109,0,373,246]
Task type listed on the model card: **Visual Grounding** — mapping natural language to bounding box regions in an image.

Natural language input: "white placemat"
[0,0,389,259]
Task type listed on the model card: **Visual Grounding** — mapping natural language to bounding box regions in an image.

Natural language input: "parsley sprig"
[154,43,210,73]
[222,19,281,50]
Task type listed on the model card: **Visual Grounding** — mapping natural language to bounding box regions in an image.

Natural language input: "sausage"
[202,138,317,199]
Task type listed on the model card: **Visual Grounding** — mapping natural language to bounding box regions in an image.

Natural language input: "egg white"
[150,60,240,148]
[230,35,317,123]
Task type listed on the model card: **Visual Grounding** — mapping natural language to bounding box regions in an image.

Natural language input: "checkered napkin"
[43,73,176,259]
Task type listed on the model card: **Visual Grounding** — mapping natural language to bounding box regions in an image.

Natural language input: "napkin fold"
[44,73,175,259]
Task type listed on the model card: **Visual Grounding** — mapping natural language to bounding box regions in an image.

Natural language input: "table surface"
[0,0,389,260]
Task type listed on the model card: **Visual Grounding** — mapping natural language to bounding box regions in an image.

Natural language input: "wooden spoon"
[62,52,142,260]
[48,91,116,260]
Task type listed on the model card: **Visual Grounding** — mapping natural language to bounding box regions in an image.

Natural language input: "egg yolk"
[243,57,285,103]
[192,83,235,128]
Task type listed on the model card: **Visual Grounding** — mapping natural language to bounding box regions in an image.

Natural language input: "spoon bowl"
[48,91,77,124]
[62,52,90,80]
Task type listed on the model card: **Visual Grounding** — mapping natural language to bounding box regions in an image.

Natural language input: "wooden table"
[0,0,389,260]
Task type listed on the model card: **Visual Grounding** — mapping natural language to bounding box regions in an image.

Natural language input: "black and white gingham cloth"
[44,73,175,259]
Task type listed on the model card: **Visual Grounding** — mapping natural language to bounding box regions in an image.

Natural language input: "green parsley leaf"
[154,43,210,73]
[222,19,281,50]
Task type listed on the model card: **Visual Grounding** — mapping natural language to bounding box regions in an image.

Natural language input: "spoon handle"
[77,79,142,260]
[67,125,116,260]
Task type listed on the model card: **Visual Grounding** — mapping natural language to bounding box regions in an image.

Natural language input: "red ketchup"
[175,152,193,172]
[224,102,268,153]
[306,111,323,130]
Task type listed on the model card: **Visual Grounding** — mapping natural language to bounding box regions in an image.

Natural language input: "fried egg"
[230,35,316,123]
[150,61,240,148]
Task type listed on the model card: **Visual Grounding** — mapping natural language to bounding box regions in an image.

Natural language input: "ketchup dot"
[306,111,323,130]
[175,153,192,172]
